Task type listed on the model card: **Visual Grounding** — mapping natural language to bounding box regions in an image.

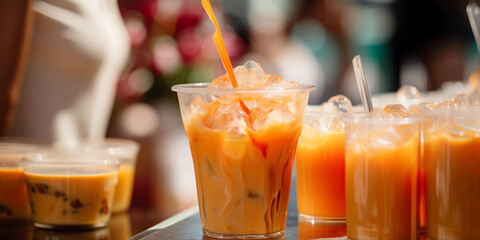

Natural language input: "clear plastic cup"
[53,138,139,213]
[423,106,480,239]
[343,114,420,240]
[295,107,346,222]
[0,141,44,222]
[172,82,312,239]
[22,152,119,229]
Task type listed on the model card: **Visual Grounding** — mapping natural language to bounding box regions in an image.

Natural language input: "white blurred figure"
[8,0,130,143]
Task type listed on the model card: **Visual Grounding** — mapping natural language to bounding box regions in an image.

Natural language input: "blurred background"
[1,0,479,236]
[113,0,477,224]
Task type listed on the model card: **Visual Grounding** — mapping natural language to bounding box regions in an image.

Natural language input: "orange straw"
[202,0,238,88]
[202,0,251,115]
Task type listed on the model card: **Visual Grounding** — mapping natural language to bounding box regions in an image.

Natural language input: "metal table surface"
[130,178,347,240]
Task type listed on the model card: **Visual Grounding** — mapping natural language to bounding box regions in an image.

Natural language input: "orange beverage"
[344,112,420,240]
[423,107,480,239]
[176,1,312,238]
[53,138,139,213]
[0,142,43,222]
[22,153,119,229]
[296,111,346,221]
[0,167,30,220]
[173,61,312,238]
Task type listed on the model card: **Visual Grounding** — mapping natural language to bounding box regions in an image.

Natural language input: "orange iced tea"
[423,107,480,239]
[173,61,312,238]
[180,1,311,237]
[187,111,302,236]
[344,111,420,240]
[296,112,346,221]
[22,153,119,229]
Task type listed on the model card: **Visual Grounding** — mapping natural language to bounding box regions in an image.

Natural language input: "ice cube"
[308,114,342,132]
[320,115,344,132]
[249,108,268,131]
[328,95,352,113]
[210,60,299,89]
[365,131,395,150]
[320,95,352,113]
[396,85,422,107]
[244,60,265,80]
[246,97,292,130]
[453,94,469,106]
[382,104,409,118]
[203,95,249,132]
[266,75,299,89]
[468,92,480,106]
[363,122,417,152]
[408,103,432,115]
[431,100,455,111]
[454,107,480,133]
[210,75,233,88]
[191,96,208,114]
[234,61,269,88]
[319,102,333,112]
[233,65,255,88]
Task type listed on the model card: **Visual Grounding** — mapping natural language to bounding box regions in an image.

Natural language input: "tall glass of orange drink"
[344,105,420,240]
[423,104,480,239]
[172,61,312,238]
[295,96,351,222]
[22,152,119,229]
[0,142,44,222]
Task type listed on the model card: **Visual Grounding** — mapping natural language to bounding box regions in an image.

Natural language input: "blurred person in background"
[288,0,351,102]
[389,0,474,91]
[3,0,130,143]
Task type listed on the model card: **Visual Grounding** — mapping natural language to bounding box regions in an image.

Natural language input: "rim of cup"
[171,82,315,94]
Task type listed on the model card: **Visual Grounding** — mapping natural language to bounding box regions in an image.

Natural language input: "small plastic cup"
[423,106,480,239]
[173,82,312,238]
[0,142,44,222]
[53,138,139,213]
[22,152,119,229]
[295,107,347,222]
[343,114,420,240]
